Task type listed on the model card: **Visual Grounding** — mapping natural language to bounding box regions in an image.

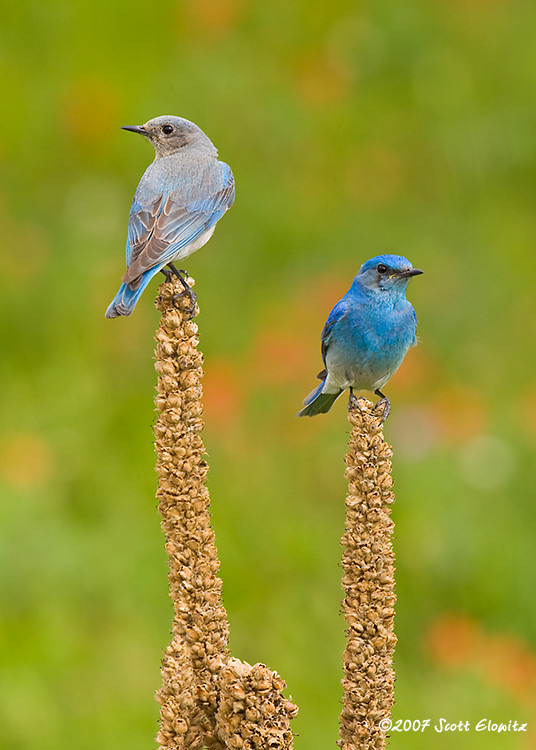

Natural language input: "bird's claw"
[171,289,198,319]
[182,288,198,318]
[160,267,173,283]
[347,392,363,413]
[373,389,391,424]
[165,263,198,318]
[374,397,391,424]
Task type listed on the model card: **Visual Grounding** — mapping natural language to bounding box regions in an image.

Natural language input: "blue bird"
[105,115,234,318]
[297,255,423,421]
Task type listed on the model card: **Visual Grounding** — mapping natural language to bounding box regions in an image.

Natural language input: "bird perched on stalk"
[105,115,234,319]
[297,255,423,421]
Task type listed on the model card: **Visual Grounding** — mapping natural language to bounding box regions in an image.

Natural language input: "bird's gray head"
[356,254,423,294]
[122,115,216,158]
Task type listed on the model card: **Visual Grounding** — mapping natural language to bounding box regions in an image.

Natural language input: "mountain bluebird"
[298,255,423,421]
[105,115,234,318]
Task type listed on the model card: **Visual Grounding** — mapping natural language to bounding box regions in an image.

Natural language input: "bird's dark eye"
[377,263,388,274]
[162,125,174,135]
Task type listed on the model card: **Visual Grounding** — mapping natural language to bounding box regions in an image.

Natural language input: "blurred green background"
[1,0,536,748]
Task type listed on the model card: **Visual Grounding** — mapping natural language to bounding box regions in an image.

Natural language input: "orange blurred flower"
[203,358,243,428]
[181,0,249,40]
[0,432,54,490]
[428,614,536,706]
[62,76,121,146]
[292,50,353,108]
[430,384,488,441]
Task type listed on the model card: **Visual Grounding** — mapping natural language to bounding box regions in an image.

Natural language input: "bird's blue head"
[355,254,423,295]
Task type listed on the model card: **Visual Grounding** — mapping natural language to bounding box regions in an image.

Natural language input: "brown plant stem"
[339,398,397,750]
[153,278,297,750]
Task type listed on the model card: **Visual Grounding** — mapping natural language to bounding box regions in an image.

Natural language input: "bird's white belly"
[173,225,216,261]
[323,359,391,394]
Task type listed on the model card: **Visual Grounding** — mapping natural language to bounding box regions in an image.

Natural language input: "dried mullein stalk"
[154,278,229,749]
[338,398,397,750]
[153,278,296,750]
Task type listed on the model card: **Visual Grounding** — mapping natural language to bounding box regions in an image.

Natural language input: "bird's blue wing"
[125,196,164,267]
[411,307,418,346]
[320,301,347,367]
[123,162,234,286]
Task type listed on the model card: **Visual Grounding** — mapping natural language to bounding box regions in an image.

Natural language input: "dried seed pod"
[339,399,396,750]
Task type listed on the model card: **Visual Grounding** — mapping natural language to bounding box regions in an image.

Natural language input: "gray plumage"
[106,115,234,318]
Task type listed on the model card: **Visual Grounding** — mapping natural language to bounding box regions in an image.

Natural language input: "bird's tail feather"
[297,381,342,417]
[105,268,159,318]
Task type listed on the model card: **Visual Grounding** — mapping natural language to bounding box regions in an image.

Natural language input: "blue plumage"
[298,254,423,420]
[106,116,234,318]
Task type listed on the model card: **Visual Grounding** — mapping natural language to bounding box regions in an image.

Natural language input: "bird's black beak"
[397,268,424,278]
[121,125,148,135]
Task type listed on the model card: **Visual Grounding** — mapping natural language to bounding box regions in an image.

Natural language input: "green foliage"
[1,1,535,748]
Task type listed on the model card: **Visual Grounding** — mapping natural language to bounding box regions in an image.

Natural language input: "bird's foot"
[161,264,189,286]
[374,389,391,424]
[167,264,198,318]
[166,262,188,285]
[347,391,363,413]
[160,267,173,283]
[171,288,198,318]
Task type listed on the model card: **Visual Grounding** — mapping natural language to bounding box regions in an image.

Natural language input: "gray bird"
[105,115,234,318]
